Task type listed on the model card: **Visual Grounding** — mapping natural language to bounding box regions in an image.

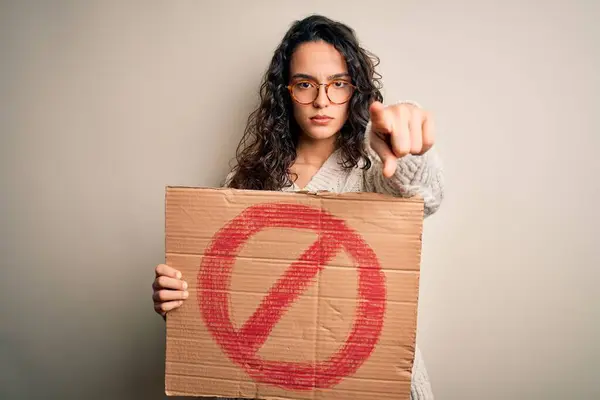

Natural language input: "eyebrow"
[291,73,351,81]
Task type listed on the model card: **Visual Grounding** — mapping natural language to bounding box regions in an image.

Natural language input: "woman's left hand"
[368,101,435,178]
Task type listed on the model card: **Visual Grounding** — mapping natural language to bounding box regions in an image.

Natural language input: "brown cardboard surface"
[164,187,424,400]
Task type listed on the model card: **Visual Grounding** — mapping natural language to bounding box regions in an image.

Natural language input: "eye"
[295,81,313,90]
[332,80,349,88]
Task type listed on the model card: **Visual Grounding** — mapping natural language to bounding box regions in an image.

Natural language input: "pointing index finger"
[369,101,393,134]
[369,131,398,178]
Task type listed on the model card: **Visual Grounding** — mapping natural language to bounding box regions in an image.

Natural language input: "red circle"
[198,202,386,391]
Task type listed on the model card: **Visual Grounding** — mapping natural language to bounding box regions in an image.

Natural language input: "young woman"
[152,14,444,400]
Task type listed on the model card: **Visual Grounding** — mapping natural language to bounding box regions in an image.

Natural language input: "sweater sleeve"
[222,171,234,188]
[411,346,435,399]
[362,119,445,218]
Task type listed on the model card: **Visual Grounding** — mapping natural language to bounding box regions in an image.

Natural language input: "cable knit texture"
[222,106,443,400]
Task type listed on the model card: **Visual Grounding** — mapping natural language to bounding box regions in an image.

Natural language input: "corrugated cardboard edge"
[165,185,425,205]
[163,185,425,397]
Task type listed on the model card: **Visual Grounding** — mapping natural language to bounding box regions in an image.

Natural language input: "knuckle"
[398,105,411,118]
[398,145,411,157]
[157,276,169,288]
[411,109,423,122]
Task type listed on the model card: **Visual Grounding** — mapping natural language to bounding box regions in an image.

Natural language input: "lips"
[310,115,333,120]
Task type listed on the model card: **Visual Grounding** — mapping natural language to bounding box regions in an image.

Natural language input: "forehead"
[289,41,348,78]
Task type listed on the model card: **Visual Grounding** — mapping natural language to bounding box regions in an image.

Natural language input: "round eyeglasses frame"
[286,80,358,105]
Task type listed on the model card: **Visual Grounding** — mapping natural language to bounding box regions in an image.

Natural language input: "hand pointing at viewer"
[152,264,189,317]
[368,101,435,178]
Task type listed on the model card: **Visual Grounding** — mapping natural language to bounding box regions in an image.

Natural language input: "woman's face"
[288,40,352,142]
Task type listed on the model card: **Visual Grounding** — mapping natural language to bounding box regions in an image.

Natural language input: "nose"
[313,84,329,108]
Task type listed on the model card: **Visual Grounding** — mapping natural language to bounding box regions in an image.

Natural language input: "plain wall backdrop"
[1,1,599,399]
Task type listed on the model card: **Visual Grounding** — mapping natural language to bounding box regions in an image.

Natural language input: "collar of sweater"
[285,148,349,192]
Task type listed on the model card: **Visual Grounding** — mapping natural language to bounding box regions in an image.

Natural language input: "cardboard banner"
[164,187,424,400]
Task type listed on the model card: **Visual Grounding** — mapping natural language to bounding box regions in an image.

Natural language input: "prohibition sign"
[198,202,386,391]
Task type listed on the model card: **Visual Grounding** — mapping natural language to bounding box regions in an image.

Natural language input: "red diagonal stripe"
[237,231,340,353]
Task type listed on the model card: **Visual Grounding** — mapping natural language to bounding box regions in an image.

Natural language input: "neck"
[295,134,337,166]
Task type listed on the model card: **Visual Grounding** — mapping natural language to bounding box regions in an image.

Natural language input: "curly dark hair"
[226,14,383,190]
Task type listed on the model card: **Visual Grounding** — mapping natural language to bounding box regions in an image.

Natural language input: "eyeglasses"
[287,80,357,105]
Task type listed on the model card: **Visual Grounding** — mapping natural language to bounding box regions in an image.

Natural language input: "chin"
[301,125,341,141]
[305,131,337,141]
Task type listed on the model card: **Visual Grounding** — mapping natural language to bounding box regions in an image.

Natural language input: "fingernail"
[183,291,189,299]
[176,271,182,279]
[179,301,184,306]
[182,281,188,290]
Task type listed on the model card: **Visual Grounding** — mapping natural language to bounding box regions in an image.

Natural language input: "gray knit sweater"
[223,119,444,399]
